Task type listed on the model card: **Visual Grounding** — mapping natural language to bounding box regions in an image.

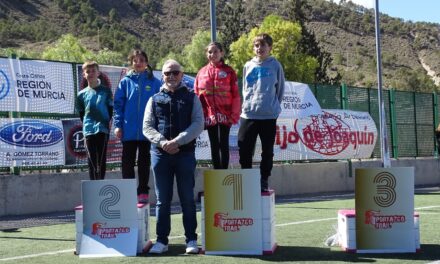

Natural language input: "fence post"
[433,92,438,157]
[389,88,398,158]
[341,83,348,109]
[10,110,21,175]
[413,91,419,157]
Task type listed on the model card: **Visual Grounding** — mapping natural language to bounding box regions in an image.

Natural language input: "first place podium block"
[202,169,276,255]
[201,190,276,255]
[75,203,151,255]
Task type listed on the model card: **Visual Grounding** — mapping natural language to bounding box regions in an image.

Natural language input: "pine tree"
[218,0,247,55]
[284,0,341,85]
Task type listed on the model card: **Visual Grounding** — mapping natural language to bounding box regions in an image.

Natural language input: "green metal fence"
[311,84,438,158]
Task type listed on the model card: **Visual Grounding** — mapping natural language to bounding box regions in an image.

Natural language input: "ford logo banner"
[0,120,63,147]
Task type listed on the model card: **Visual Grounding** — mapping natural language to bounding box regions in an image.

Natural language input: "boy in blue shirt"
[76,61,113,180]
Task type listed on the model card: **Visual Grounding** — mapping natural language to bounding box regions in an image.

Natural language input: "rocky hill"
[1,0,439,91]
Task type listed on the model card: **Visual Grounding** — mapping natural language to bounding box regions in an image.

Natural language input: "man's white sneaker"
[149,242,168,254]
[185,240,199,254]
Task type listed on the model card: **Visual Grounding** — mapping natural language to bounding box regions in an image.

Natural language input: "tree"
[93,49,124,66]
[109,8,119,23]
[218,0,247,54]
[284,0,341,85]
[228,15,319,83]
[181,30,211,73]
[42,34,92,62]
[158,30,223,74]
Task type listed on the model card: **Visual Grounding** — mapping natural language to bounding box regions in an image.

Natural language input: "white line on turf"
[276,217,337,227]
[415,206,440,210]
[1,205,438,261]
[0,249,74,261]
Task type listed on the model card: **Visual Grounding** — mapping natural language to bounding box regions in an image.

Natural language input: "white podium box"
[75,203,151,255]
[337,209,420,253]
[201,190,277,255]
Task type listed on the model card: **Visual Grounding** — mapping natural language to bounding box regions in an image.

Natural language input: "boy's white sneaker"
[149,242,168,254]
[185,240,199,254]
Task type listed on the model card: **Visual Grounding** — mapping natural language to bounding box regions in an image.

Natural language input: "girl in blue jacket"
[113,49,161,203]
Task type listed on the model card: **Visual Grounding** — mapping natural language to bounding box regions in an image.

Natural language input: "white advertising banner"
[0,118,65,166]
[270,110,377,160]
[195,110,377,161]
[80,179,138,258]
[0,58,75,113]
[279,82,322,119]
[195,130,212,161]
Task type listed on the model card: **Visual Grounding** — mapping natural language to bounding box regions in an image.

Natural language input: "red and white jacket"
[194,61,241,128]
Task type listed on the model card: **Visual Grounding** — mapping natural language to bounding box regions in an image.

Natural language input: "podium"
[75,203,151,255]
[353,167,416,253]
[201,169,276,255]
[337,209,420,252]
[75,179,151,257]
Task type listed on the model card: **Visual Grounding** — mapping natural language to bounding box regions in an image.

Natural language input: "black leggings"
[238,118,277,180]
[121,140,151,194]
[207,124,231,169]
[84,132,109,180]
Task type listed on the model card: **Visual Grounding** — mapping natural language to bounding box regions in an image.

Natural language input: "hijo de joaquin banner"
[195,109,377,162]
[0,58,75,114]
[257,109,376,161]
[0,118,65,166]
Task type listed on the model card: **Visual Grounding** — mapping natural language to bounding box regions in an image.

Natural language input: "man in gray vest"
[143,59,204,254]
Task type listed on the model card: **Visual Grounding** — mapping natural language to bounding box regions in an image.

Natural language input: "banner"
[270,110,377,160]
[80,179,138,257]
[204,169,262,255]
[0,58,75,113]
[279,82,322,119]
[0,118,65,166]
[355,167,415,253]
[195,109,377,162]
[62,118,122,165]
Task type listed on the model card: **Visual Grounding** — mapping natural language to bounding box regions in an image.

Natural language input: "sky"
[329,0,440,24]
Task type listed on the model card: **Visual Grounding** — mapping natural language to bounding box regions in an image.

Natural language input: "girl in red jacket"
[194,42,241,169]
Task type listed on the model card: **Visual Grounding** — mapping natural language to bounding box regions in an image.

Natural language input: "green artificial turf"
[1,191,439,264]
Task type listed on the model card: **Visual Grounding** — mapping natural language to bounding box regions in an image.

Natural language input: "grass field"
[1,189,439,264]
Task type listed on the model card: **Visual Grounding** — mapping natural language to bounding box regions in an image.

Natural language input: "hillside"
[0,0,439,92]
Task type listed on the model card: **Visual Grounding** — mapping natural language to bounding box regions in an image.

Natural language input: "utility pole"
[374,0,391,168]
[210,0,216,42]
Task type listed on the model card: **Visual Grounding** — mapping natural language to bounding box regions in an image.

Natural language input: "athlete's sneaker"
[149,242,168,254]
[185,240,199,254]
[137,193,149,203]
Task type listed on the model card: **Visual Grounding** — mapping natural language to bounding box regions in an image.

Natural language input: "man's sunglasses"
[163,71,181,77]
